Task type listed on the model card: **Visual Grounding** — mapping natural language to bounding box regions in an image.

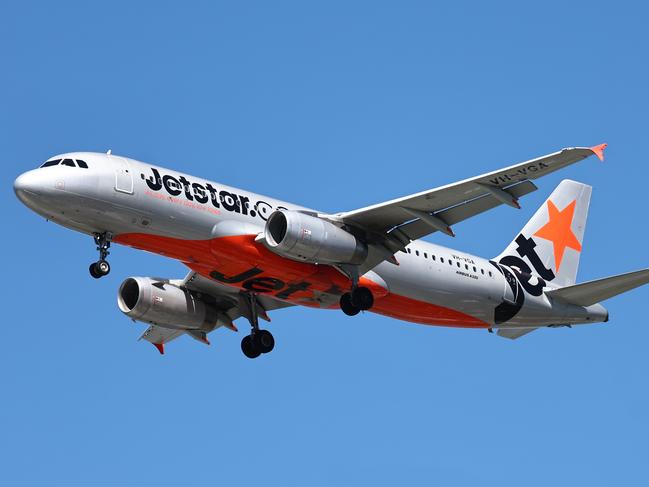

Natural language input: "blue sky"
[2,1,648,485]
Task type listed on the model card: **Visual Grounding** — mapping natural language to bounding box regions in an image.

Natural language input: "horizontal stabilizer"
[497,327,539,340]
[546,269,649,307]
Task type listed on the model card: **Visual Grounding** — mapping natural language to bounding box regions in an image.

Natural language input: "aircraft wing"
[335,145,606,246]
[139,270,295,353]
[181,270,295,319]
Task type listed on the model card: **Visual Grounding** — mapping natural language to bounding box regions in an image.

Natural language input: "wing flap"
[497,327,539,339]
[546,269,649,307]
[139,325,185,354]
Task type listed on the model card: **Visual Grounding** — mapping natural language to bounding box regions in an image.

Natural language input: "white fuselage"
[13,152,608,332]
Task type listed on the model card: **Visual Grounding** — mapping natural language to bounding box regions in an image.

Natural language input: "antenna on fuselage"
[106,149,112,155]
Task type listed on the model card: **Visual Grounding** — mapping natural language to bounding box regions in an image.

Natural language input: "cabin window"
[488,271,493,277]
[481,269,485,275]
[457,262,460,267]
[473,266,477,272]
[415,250,420,257]
[440,257,444,263]
[407,248,411,254]
[423,252,427,259]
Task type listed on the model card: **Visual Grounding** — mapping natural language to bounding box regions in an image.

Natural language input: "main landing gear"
[240,292,275,359]
[339,286,374,316]
[89,232,112,279]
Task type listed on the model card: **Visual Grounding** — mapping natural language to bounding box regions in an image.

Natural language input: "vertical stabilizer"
[496,179,591,287]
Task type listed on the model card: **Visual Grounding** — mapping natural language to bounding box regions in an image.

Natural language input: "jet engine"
[264,210,367,265]
[117,277,216,329]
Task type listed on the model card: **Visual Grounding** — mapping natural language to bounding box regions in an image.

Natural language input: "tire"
[254,330,275,354]
[351,287,374,310]
[96,260,110,276]
[241,335,261,359]
[340,293,360,316]
[89,263,101,279]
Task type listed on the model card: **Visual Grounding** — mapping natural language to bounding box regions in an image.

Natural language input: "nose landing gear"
[89,260,110,278]
[240,292,275,359]
[89,232,112,279]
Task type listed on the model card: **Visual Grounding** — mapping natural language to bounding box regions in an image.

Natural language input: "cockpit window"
[40,157,90,169]
[41,159,61,168]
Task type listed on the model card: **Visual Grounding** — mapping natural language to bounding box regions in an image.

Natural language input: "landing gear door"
[114,157,134,194]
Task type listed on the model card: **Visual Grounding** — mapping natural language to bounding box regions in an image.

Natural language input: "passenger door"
[114,157,133,194]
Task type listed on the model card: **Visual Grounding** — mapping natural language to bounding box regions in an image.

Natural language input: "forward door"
[114,157,133,194]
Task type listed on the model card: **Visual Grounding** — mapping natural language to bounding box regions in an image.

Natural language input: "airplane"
[13,143,649,358]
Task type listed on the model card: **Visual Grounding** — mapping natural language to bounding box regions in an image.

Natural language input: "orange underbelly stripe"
[113,232,489,329]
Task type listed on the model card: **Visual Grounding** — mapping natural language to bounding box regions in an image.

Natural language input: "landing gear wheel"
[240,293,276,358]
[241,335,261,359]
[340,293,360,316]
[351,286,374,311]
[254,329,275,354]
[89,260,110,278]
[96,260,110,276]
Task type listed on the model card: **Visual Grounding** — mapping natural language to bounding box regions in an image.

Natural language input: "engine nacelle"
[264,210,367,265]
[117,277,216,330]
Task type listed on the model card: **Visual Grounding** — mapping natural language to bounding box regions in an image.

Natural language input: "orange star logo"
[533,200,582,272]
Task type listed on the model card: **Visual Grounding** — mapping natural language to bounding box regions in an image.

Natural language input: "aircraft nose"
[14,170,50,207]
[14,171,36,200]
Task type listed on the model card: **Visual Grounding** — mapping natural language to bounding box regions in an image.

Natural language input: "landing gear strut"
[89,232,112,279]
[240,292,275,359]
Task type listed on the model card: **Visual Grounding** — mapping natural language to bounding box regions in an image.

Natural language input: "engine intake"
[264,210,367,265]
[117,277,216,330]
